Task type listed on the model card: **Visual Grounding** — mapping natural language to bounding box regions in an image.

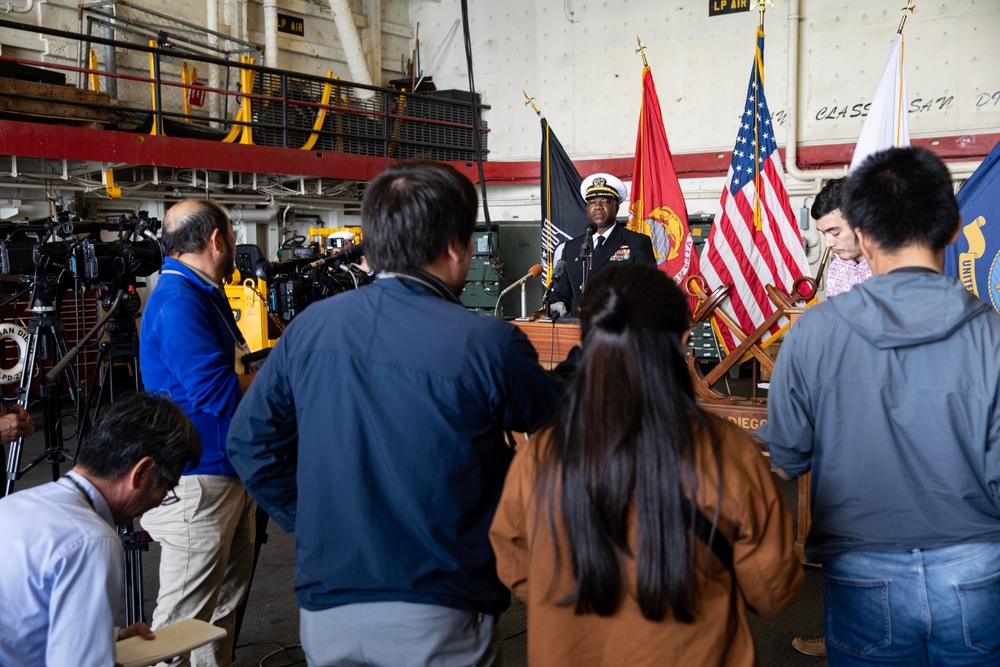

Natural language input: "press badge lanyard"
[64,474,96,512]
[161,269,248,349]
[377,269,462,306]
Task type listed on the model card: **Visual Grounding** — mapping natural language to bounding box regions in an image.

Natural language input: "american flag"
[701,26,809,353]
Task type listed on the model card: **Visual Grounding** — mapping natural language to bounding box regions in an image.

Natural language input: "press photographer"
[139,198,257,667]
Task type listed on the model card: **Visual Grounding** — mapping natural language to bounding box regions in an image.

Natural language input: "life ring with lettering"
[0,323,28,385]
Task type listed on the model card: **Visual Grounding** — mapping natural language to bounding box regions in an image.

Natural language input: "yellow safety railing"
[147,40,160,136]
[221,55,257,145]
[299,71,334,151]
[180,61,197,121]
[88,49,100,93]
[387,90,407,158]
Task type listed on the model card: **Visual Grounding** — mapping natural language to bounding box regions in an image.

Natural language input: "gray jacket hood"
[829,270,991,349]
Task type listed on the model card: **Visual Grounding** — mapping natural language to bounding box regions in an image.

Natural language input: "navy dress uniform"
[549,173,656,317]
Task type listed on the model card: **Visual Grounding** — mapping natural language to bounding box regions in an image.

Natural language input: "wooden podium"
[512,320,581,370]
[512,318,811,562]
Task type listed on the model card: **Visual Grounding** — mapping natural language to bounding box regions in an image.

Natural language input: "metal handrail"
[0,16,489,162]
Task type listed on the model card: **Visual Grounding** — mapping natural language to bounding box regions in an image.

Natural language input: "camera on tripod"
[0,209,163,302]
[69,212,163,289]
[237,241,370,323]
[0,214,76,279]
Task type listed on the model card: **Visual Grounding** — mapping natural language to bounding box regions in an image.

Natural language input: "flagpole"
[526,91,556,275]
[752,0,771,27]
[897,1,916,34]
[895,6,910,147]
[522,89,540,117]
[635,36,648,68]
[895,4,915,148]
[633,37,649,226]
[750,1,771,231]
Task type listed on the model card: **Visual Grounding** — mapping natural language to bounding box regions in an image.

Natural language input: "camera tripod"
[81,289,148,627]
[3,285,84,498]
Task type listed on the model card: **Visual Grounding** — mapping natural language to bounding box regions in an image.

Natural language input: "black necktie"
[595,236,605,251]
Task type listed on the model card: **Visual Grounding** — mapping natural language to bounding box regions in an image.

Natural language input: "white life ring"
[0,323,28,385]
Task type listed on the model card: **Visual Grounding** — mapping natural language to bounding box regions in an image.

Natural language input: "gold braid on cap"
[585,177,619,200]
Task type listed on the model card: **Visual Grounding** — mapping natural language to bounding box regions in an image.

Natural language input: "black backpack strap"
[681,496,735,578]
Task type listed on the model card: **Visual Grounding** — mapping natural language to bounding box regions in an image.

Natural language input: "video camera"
[236,242,369,322]
[0,210,162,286]
[0,208,163,313]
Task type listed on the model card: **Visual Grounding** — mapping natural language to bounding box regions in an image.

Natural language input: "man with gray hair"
[140,199,257,667]
[0,393,201,666]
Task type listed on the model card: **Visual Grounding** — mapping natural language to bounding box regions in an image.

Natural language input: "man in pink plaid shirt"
[815,178,873,299]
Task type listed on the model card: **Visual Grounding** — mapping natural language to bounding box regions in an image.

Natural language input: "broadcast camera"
[69,212,163,287]
[236,242,369,323]
[0,208,162,312]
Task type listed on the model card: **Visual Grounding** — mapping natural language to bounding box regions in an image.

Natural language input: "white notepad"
[115,618,226,667]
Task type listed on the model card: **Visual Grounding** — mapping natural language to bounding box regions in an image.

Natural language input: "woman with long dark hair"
[490,263,802,665]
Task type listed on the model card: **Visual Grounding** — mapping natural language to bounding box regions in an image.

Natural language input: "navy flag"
[945,140,1000,312]
[539,116,588,281]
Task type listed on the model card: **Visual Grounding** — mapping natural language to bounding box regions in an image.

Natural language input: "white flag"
[850,33,910,172]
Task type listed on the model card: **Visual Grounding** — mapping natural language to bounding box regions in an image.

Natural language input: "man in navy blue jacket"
[227,161,561,666]
[141,199,257,667]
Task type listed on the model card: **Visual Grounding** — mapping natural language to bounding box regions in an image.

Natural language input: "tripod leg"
[77,344,109,453]
[120,523,150,627]
[231,506,270,661]
[3,328,41,497]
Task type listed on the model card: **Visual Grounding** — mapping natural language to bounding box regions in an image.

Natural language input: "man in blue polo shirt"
[140,198,257,667]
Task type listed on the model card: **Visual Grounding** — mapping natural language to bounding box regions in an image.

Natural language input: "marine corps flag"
[944,139,1000,311]
[539,116,588,279]
[627,65,700,306]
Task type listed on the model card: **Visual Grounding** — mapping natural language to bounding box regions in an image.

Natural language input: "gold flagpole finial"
[897,2,916,34]
[635,36,649,68]
[522,89,540,117]
[750,0,773,27]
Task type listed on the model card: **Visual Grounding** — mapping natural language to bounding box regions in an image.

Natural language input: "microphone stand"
[514,282,531,322]
[579,236,594,298]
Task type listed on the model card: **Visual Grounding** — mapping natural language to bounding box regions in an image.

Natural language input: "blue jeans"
[822,542,1000,666]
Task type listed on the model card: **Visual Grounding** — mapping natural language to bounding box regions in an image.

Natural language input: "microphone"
[499,263,543,298]
[581,223,598,258]
[548,259,568,287]
[304,242,365,271]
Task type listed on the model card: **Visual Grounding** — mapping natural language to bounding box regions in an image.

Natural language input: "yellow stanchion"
[88,49,100,93]
[299,71,334,151]
[147,40,160,136]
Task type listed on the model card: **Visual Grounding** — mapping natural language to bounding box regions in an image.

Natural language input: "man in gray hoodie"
[760,146,1000,666]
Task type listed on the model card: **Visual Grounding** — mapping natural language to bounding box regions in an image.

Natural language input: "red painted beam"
[478,132,1000,184]
[1,119,995,186]
[0,118,395,180]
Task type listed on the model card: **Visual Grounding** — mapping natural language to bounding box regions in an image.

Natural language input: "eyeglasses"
[161,486,180,506]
